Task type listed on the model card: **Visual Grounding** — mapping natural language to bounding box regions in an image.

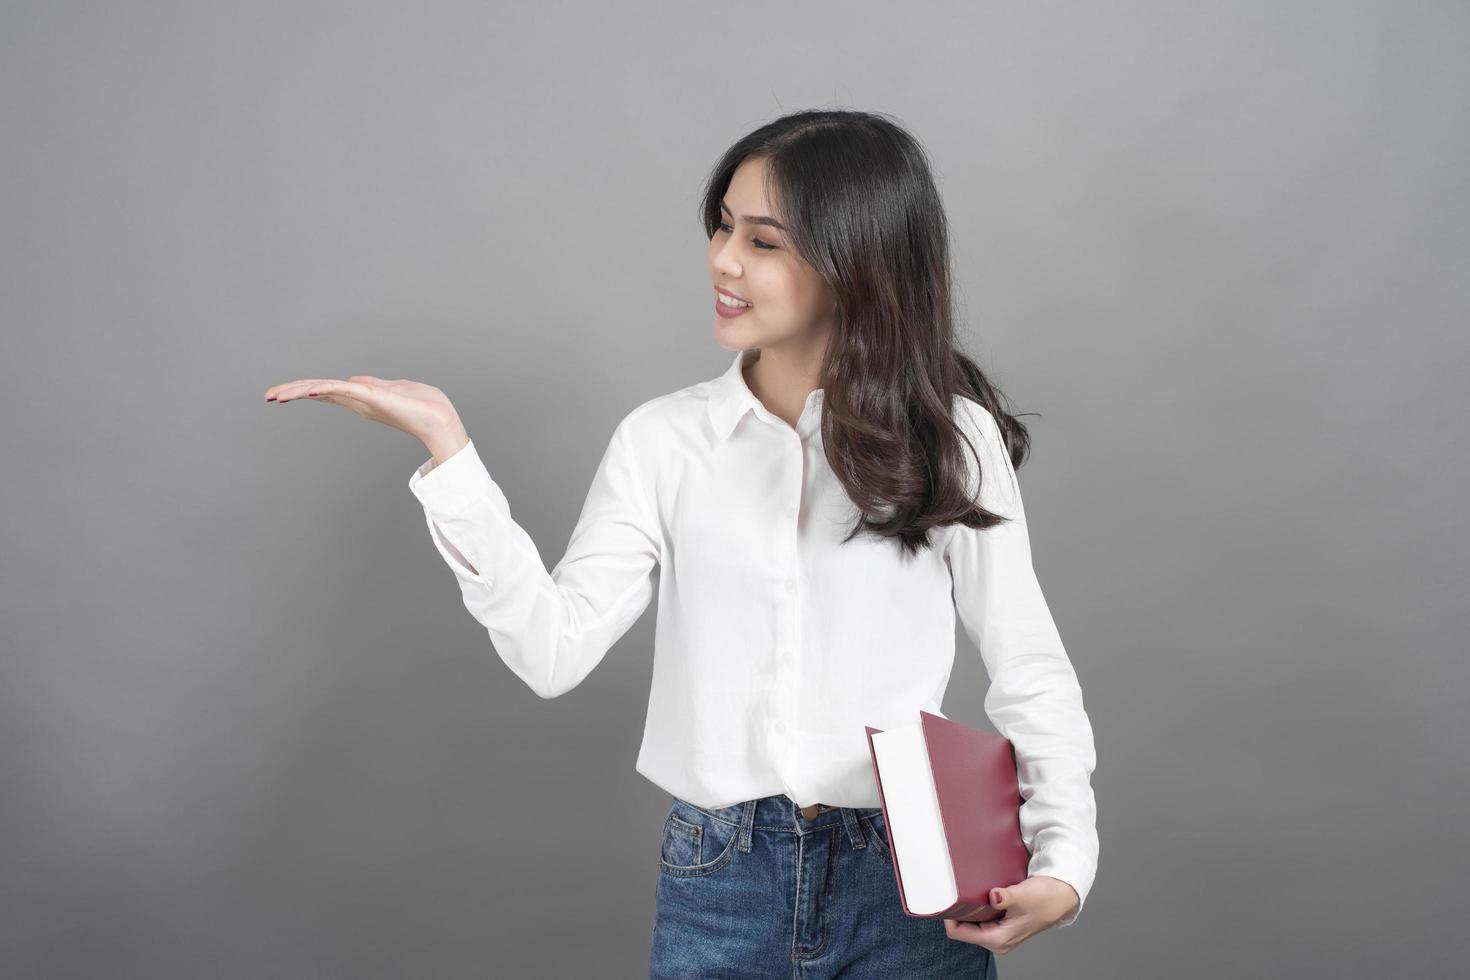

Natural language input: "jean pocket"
[659,799,742,878]
[862,808,891,857]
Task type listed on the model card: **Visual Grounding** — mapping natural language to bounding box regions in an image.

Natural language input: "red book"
[865,710,1030,922]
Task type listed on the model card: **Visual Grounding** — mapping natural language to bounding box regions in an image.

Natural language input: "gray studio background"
[3,2,1466,978]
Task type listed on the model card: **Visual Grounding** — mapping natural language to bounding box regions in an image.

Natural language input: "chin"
[714,322,751,346]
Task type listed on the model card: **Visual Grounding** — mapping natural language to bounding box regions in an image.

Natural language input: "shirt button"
[784,579,796,592]
[786,506,798,518]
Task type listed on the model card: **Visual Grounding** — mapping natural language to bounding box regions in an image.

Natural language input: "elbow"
[486,634,576,700]
[485,600,619,701]
[513,657,574,700]
[529,677,570,700]
[526,640,593,700]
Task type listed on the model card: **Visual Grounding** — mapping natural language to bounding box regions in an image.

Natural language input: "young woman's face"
[708,155,838,354]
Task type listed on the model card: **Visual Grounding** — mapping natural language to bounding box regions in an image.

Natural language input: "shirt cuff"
[408,438,497,518]
[1027,839,1096,928]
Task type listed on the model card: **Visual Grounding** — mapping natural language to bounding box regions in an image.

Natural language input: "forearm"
[407,422,661,700]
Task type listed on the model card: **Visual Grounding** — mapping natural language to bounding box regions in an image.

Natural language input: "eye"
[716,222,777,251]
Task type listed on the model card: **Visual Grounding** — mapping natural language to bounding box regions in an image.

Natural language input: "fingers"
[266,382,381,428]
[944,914,1025,955]
[299,380,374,402]
[266,379,375,403]
[265,379,337,402]
[313,391,374,413]
[265,377,387,402]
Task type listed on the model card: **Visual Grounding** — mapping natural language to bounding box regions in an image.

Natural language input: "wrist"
[1033,875,1079,913]
[422,422,470,467]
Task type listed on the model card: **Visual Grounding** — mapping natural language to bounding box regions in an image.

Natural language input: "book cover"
[865,710,1030,921]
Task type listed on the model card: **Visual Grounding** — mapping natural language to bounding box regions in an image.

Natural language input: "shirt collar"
[706,347,825,443]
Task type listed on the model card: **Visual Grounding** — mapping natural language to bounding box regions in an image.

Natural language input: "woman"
[264,108,1097,978]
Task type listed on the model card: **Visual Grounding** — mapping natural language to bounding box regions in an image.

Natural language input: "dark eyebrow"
[720,198,788,232]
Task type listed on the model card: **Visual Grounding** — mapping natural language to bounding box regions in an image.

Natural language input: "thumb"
[990,886,1008,908]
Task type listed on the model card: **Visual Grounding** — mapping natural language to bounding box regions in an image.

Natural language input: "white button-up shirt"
[408,347,1099,925]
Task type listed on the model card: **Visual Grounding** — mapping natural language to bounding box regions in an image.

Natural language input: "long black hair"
[699,108,1034,556]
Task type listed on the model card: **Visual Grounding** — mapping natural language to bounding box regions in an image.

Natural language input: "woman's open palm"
[263,375,459,443]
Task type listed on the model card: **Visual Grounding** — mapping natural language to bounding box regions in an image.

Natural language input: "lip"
[715,285,750,303]
[715,291,751,318]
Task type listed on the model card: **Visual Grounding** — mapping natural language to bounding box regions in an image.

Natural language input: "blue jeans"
[648,794,998,979]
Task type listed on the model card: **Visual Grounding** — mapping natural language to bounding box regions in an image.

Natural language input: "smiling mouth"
[716,291,752,309]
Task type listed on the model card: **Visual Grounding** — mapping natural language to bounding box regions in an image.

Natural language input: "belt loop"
[839,808,866,850]
[738,798,756,852]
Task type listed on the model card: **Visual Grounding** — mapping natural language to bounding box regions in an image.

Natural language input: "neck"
[742,338,827,425]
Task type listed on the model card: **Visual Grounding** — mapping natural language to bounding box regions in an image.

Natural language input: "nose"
[711,239,742,278]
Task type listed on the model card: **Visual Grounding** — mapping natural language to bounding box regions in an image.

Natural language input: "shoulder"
[951,393,1003,450]
[615,377,712,441]
[949,393,1019,508]
[603,375,717,474]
